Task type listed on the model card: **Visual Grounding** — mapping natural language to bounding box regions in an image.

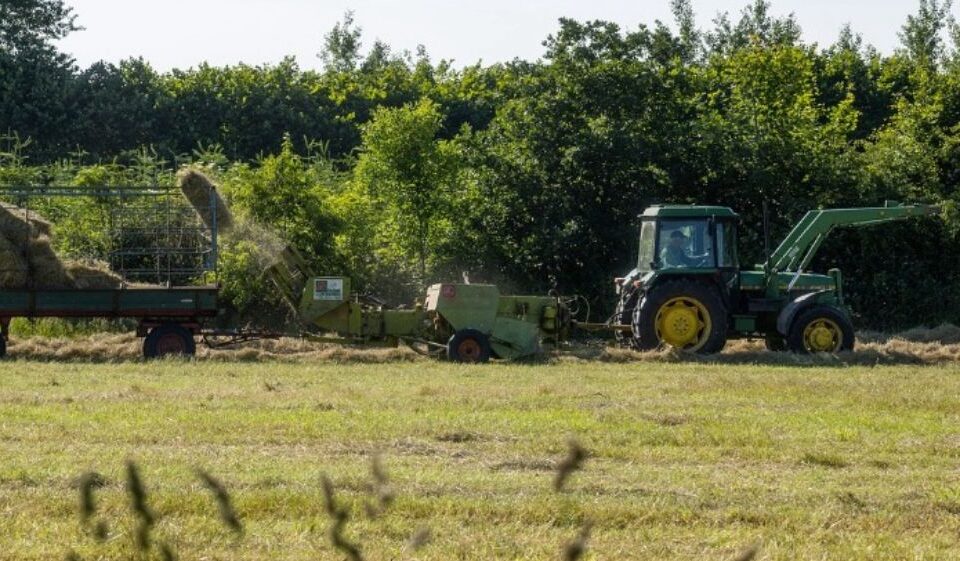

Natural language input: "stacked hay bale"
[0,203,128,290]
[0,203,73,289]
[0,236,27,287]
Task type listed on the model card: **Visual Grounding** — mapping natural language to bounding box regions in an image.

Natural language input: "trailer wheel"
[786,305,854,354]
[447,329,492,363]
[632,280,727,354]
[143,324,196,358]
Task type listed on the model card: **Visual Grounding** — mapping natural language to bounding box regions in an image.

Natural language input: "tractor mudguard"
[776,291,839,336]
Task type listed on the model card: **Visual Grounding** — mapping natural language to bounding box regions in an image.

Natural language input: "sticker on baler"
[314,278,344,301]
[441,285,456,298]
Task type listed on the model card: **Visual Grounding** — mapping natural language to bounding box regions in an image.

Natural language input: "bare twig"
[125,461,155,551]
[554,439,587,492]
[77,472,100,524]
[320,474,364,561]
[733,543,760,561]
[364,454,395,519]
[196,469,243,534]
[158,541,178,561]
[561,522,592,561]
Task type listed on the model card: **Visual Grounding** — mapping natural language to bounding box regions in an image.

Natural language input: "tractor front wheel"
[446,329,492,363]
[632,280,728,354]
[143,324,197,359]
[786,305,854,354]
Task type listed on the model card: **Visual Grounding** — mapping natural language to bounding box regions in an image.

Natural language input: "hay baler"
[268,249,570,362]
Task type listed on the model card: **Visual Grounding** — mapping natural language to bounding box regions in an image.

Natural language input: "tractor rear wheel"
[632,280,727,354]
[143,324,196,359]
[446,329,492,363]
[786,305,854,354]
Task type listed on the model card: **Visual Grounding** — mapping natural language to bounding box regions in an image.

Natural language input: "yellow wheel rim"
[802,318,842,353]
[654,296,712,351]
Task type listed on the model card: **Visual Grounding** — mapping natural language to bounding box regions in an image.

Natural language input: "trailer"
[0,185,223,359]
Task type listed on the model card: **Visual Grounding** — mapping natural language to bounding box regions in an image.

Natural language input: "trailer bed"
[0,287,220,358]
[0,286,219,318]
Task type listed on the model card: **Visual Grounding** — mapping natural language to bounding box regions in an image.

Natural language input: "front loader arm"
[767,202,940,273]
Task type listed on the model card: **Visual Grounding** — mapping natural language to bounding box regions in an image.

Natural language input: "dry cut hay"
[177,168,234,233]
[6,332,424,363]
[66,259,126,289]
[560,331,960,366]
[0,235,27,288]
[26,235,74,289]
[860,323,960,345]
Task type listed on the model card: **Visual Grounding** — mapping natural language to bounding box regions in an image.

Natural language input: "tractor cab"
[636,205,739,272]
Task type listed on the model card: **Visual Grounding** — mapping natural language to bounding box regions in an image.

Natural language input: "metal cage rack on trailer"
[0,185,226,358]
[0,185,219,286]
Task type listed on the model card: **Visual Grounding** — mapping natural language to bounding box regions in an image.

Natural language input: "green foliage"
[5,1,960,329]
[354,99,464,283]
[898,0,954,66]
[320,11,363,72]
[216,239,274,319]
[0,0,79,53]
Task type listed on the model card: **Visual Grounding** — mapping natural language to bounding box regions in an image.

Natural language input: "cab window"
[657,219,716,269]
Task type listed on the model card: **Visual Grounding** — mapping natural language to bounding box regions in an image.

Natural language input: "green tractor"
[613,203,940,354]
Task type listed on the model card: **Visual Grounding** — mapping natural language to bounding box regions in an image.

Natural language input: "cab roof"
[640,205,738,219]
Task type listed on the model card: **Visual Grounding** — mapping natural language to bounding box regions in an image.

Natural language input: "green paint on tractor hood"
[640,205,738,219]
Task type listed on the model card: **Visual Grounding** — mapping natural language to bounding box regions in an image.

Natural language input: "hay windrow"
[177,168,234,233]
[6,333,424,363]
[8,325,960,364]
[561,329,960,366]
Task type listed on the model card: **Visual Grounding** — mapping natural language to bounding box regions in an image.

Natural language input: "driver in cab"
[661,229,699,268]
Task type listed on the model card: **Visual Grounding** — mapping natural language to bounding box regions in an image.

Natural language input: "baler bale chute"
[266,247,573,362]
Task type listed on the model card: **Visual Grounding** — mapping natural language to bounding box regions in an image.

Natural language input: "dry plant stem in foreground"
[321,474,364,561]
[554,439,587,492]
[125,461,156,551]
[196,469,243,534]
[364,454,395,519]
[561,522,592,561]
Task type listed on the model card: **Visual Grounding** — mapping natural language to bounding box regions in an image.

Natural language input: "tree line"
[2,0,960,330]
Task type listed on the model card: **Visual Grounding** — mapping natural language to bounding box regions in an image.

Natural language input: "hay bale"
[0,203,51,248]
[27,235,74,289]
[66,259,124,289]
[177,168,234,233]
[0,235,27,288]
[0,203,52,238]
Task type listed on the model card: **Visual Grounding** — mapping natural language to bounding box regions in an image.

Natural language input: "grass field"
[2,359,960,560]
